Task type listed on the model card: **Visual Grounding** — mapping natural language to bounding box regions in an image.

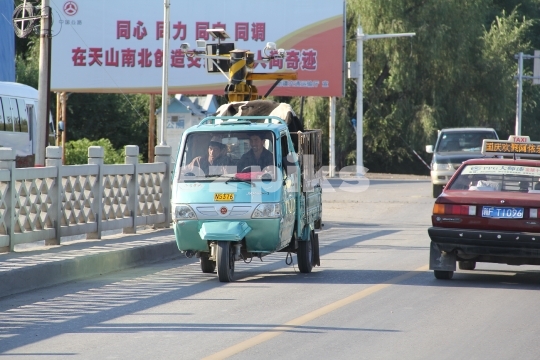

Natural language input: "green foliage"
[64,138,140,165]
[64,93,155,162]
[15,39,39,89]
[343,0,535,174]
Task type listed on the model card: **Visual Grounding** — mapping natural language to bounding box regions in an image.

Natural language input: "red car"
[428,137,540,279]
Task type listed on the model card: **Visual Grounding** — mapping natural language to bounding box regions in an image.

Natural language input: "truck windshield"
[448,164,540,193]
[178,130,276,181]
[436,131,497,153]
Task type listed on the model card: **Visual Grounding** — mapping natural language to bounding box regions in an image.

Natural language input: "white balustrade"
[0,145,172,252]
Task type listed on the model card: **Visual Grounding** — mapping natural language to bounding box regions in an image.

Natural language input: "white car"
[426,127,498,198]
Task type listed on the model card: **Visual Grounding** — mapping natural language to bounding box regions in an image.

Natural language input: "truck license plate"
[481,206,524,219]
[214,193,234,201]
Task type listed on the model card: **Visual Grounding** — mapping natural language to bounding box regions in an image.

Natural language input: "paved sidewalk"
[0,228,183,299]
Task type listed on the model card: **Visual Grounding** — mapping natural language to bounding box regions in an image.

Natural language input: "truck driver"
[188,136,232,176]
[237,132,274,172]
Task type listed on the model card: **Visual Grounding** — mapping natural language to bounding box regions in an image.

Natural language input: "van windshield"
[436,131,497,153]
[177,130,276,181]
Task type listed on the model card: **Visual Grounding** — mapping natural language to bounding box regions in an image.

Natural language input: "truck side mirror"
[58,121,65,132]
[426,145,433,153]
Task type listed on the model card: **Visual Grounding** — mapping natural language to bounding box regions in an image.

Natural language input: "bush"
[65,138,139,165]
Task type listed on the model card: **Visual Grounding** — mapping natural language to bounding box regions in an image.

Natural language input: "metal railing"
[0,145,172,252]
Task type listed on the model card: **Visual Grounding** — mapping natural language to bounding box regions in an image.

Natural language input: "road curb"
[0,231,183,299]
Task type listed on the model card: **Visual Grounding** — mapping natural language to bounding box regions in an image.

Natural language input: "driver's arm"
[237,154,249,172]
[187,156,200,170]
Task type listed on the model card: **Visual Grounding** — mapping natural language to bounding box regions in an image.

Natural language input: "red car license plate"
[481,206,524,219]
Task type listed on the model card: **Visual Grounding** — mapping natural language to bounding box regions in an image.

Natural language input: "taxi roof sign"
[482,135,540,158]
[508,135,530,143]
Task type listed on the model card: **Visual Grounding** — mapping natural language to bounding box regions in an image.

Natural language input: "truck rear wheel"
[200,254,216,273]
[217,241,235,282]
[297,232,314,273]
[434,270,453,280]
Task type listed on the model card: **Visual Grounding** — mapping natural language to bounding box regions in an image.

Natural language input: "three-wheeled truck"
[171,30,323,281]
[171,106,322,282]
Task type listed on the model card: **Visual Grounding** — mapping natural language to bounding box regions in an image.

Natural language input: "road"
[2,178,540,359]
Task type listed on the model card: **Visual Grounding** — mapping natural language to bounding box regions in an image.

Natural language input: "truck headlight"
[252,203,281,218]
[432,163,453,171]
[174,205,197,220]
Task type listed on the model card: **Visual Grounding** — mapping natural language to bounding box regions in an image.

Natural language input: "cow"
[214,100,304,133]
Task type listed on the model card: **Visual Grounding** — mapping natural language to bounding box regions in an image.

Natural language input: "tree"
[64,93,156,162]
[15,39,39,89]
[65,138,126,165]
[346,0,533,174]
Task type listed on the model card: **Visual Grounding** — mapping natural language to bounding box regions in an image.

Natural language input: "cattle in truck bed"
[214,100,304,133]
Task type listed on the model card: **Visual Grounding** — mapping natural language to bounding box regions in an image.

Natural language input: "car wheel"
[434,270,453,280]
[458,261,476,271]
[432,184,444,198]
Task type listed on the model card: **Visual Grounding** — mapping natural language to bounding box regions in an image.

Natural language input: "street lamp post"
[352,19,415,176]
[514,51,540,136]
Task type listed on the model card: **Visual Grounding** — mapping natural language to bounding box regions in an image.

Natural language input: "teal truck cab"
[171,110,322,282]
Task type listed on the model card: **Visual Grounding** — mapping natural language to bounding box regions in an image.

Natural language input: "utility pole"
[159,0,170,146]
[515,51,540,136]
[515,52,524,136]
[349,18,415,176]
[36,0,51,166]
[329,97,336,177]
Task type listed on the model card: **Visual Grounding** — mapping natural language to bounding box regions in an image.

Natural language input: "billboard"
[50,0,345,97]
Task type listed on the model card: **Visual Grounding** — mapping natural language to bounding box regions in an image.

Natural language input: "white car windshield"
[436,131,497,152]
[177,130,276,181]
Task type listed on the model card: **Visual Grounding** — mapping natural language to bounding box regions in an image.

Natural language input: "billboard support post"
[37,0,51,166]
[55,93,60,146]
[149,94,156,163]
[159,0,170,146]
[354,18,415,176]
[60,92,68,164]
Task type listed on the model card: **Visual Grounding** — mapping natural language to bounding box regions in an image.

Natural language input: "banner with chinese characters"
[462,165,540,176]
[482,139,540,158]
[51,0,345,97]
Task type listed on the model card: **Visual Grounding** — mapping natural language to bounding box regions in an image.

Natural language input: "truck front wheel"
[217,241,235,282]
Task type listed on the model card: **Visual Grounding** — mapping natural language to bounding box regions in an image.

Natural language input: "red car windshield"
[448,164,540,193]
